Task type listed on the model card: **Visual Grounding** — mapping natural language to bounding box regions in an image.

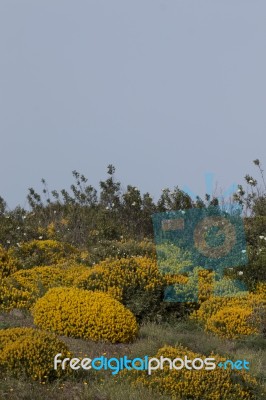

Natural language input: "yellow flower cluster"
[0,264,89,311]
[206,306,257,338]
[32,287,138,343]
[0,245,17,278]
[10,239,80,269]
[127,344,259,400]
[75,256,187,302]
[0,327,71,382]
[197,269,215,303]
[191,288,266,339]
[0,281,32,311]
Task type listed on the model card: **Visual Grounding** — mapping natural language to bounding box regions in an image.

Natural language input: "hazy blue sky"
[1,0,265,209]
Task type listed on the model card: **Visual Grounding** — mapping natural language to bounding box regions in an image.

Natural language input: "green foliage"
[233,159,266,217]
[9,240,79,270]
[0,161,265,398]
[87,238,156,265]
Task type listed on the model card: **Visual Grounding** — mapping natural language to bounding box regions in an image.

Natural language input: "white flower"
[17,226,20,230]
[6,240,10,244]
[132,202,136,206]
[38,236,43,239]
[23,233,26,236]
[237,189,242,193]
[22,215,26,219]
[259,236,264,239]
[238,271,243,276]
[241,250,246,253]
[134,187,138,191]
[16,243,21,247]
[249,179,254,184]
[54,210,57,214]
[106,206,109,210]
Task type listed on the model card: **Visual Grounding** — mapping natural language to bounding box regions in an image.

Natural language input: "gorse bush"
[126,344,260,400]
[75,256,165,301]
[0,328,70,382]
[0,245,17,278]
[0,280,32,311]
[33,287,138,343]
[0,160,265,397]
[0,263,89,311]
[206,306,258,338]
[191,286,266,339]
[75,256,188,320]
[10,239,79,270]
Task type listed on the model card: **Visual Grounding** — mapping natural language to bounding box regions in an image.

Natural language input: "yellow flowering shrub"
[0,280,32,311]
[75,256,188,299]
[32,287,138,343]
[0,327,32,351]
[0,264,89,311]
[249,283,266,336]
[206,306,258,339]
[126,344,259,400]
[0,327,71,382]
[75,257,159,300]
[9,239,79,269]
[191,289,266,339]
[74,256,188,320]
[198,269,214,303]
[256,282,266,296]
[0,245,18,278]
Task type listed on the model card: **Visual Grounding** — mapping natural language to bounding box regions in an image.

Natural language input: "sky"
[0,0,265,209]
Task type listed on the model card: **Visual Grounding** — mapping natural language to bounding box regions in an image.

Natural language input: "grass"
[0,375,173,400]
[0,311,265,399]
